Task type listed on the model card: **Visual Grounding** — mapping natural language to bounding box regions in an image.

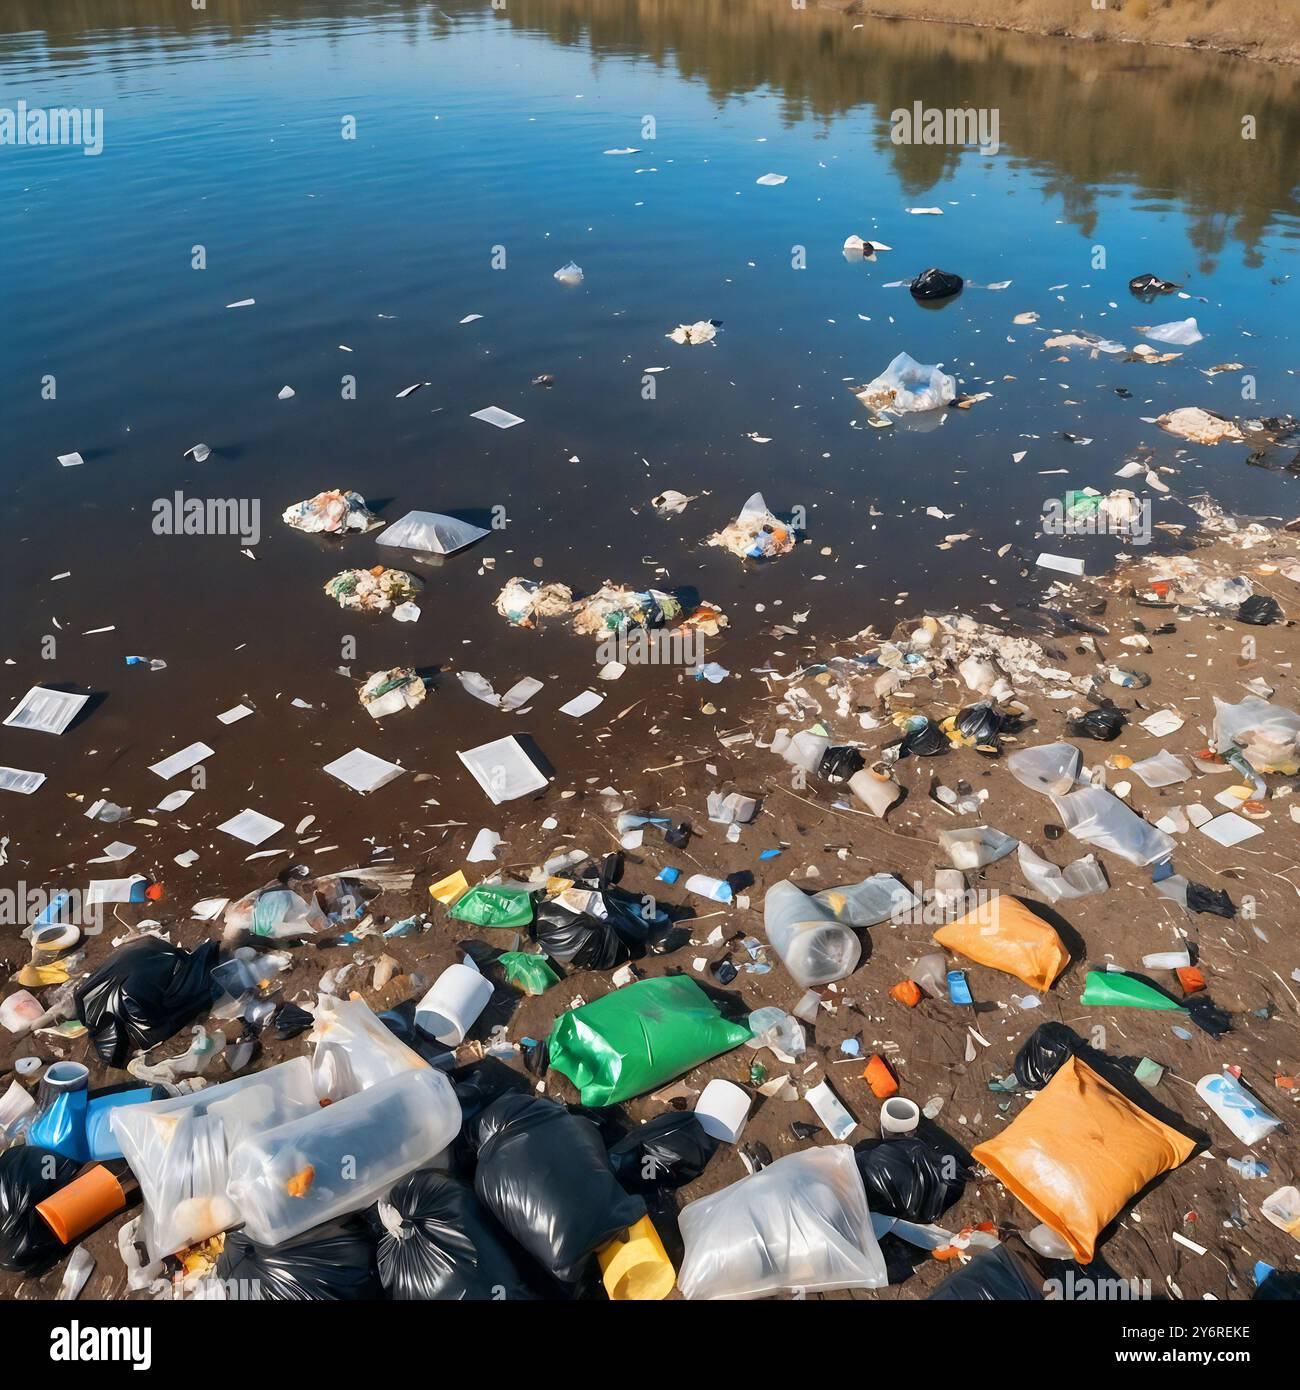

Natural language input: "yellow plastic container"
[598,1215,676,1301]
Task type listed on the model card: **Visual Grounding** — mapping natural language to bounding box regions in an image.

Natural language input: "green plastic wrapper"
[548,975,751,1107]
[500,951,560,996]
[448,884,534,928]
[1080,970,1184,1011]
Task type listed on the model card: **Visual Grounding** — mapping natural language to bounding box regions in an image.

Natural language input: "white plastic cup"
[880,1096,920,1135]
[694,1079,752,1144]
[416,964,493,1044]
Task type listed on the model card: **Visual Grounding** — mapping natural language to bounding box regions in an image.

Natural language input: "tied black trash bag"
[0,1146,80,1274]
[75,937,220,1068]
[927,1243,1043,1301]
[818,745,866,783]
[216,1218,382,1300]
[473,1093,645,1283]
[1066,705,1125,741]
[531,896,642,970]
[853,1137,970,1224]
[1128,273,1179,299]
[894,718,948,758]
[608,1112,719,1192]
[1237,595,1282,626]
[373,1169,533,1301]
[910,267,964,301]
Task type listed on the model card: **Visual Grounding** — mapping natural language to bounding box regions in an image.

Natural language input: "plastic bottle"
[763,880,862,987]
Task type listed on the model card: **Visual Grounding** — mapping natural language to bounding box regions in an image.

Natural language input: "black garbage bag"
[75,936,220,1067]
[216,1218,381,1300]
[895,718,948,757]
[1128,272,1179,298]
[910,267,964,301]
[927,1243,1043,1301]
[1237,595,1281,626]
[853,1137,970,1223]
[1186,881,1235,918]
[1255,1269,1300,1300]
[1065,705,1125,741]
[818,745,866,783]
[373,1169,533,1301]
[473,1094,646,1283]
[608,1112,719,1192]
[1013,1021,1143,1091]
[531,897,639,970]
[0,1146,81,1273]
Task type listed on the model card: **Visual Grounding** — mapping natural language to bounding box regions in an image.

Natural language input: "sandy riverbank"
[813,0,1300,65]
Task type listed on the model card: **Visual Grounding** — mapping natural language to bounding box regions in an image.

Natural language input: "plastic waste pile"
[706,492,794,561]
[281,489,378,535]
[323,566,423,614]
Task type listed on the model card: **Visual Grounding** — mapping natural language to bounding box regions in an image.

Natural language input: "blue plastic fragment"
[947,970,973,1006]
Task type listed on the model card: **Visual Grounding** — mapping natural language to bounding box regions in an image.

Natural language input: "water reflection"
[4,0,1296,269]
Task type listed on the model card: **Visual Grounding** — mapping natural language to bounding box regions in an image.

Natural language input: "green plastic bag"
[448,884,533,928]
[1080,970,1184,1011]
[548,975,751,1107]
[500,951,560,997]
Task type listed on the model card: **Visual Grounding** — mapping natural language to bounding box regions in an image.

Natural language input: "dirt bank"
[5,514,1298,1301]
[815,0,1300,65]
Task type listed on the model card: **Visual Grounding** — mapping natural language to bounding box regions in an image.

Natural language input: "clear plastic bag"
[223,884,327,941]
[1049,786,1174,866]
[374,510,489,555]
[111,1058,319,1260]
[309,995,430,1102]
[1006,742,1083,795]
[855,352,956,414]
[938,826,1018,870]
[677,1145,887,1299]
[813,874,919,927]
[1212,695,1300,773]
[228,1068,462,1248]
[1016,844,1108,903]
[763,880,862,987]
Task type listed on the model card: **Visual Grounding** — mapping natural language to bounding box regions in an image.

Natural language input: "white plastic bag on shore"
[677,1145,887,1299]
[309,994,430,1102]
[1049,785,1175,866]
[1213,694,1300,773]
[1016,843,1108,904]
[856,352,956,414]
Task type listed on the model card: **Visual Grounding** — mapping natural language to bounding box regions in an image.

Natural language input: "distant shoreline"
[816,0,1299,66]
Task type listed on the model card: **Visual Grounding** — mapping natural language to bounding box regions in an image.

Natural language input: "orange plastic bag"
[932,896,1068,991]
[972,1056,1197,1262]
